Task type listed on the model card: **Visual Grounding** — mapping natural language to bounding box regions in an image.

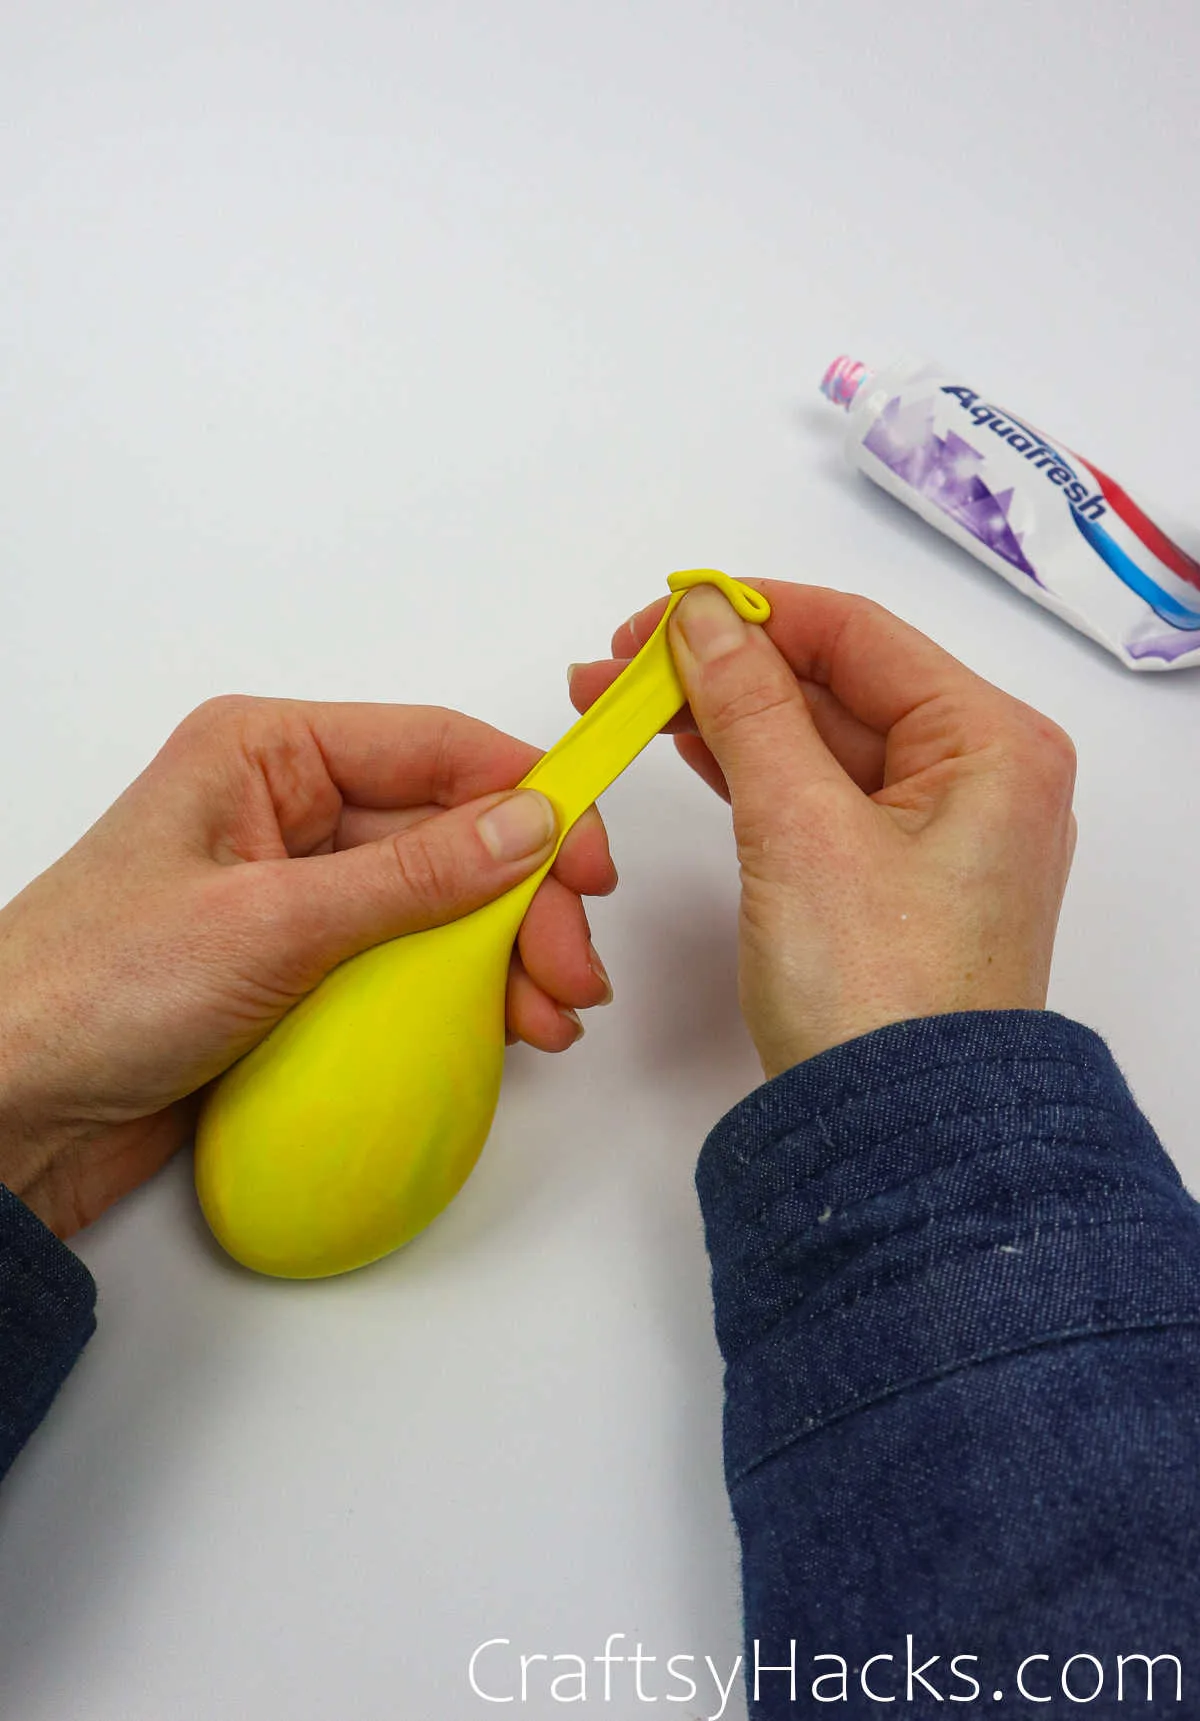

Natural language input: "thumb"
[668,585,849,832]
[268,788,558,970]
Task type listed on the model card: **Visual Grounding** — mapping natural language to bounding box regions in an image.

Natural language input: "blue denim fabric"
[698,1011,1200,1716]
[0,1185,96,1483]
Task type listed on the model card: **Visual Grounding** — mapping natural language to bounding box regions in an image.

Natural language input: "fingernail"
[588,943,613,1004]
[476,791,557,862]
[566,663,583,682]
[560,1006,584,1042]
[675,586,747,663]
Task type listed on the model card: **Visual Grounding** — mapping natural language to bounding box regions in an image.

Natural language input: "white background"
[2,3,1198,1717]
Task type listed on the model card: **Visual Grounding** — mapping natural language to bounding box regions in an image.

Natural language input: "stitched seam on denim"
[726,1213,1200,1353]
[715,1047,1110,1184]
[798,1210,1195,1327]
[745,1133,1154,1274]
[728,1179,1148,1300]
[807,1210,1187,1324]
[722,1106,1135,1250]
[716,1123,1151,1285]
[727,1314,1200,1486]
[725,1108,1130,1243]
[798,1049,1093,1134]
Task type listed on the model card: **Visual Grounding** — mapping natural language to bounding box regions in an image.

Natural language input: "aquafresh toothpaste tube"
[820,354,1200,672]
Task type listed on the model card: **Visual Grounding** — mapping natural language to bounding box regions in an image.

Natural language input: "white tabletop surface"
[2,4,1198,1716]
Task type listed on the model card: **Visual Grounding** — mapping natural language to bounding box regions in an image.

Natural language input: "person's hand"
[0,697,616,1237]
[569,581,1076,1080]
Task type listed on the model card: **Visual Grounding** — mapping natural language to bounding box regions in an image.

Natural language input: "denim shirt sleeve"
[698,1011,1200,1702]
[0,1186,97,1483]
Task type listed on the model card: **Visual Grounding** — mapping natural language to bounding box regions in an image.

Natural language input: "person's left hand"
[0,696,616,1238]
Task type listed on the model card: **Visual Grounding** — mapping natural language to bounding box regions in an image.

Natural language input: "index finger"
[612,583,999,736]
[168,696,543,811]
[292,701,616,889]
[749,581,1002,736]
[610,597,670,659]
[296,701,546,807]
[165,698,616,888]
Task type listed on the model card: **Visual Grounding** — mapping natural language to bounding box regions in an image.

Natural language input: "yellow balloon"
[194,570,770,1277]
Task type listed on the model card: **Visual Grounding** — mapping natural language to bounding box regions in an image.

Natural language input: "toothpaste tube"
[820,354,1200,671]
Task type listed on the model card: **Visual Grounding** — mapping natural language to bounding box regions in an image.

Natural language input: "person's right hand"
[568,581,1077,1079]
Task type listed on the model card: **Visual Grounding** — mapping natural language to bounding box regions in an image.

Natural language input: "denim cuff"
[0,1185,97,1480]
[696,1011,1200,1484]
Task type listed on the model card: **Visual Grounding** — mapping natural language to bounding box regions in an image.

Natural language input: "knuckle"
[387,829,460,913]
[190,692,259,728]
[1012,712,1077,796]
[1044,721,1077,782]
[984,721,1077,850]
[703,678,799,742]
[174,693,260,746]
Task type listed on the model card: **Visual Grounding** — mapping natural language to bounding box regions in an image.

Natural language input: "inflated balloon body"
[195,570,770,1277]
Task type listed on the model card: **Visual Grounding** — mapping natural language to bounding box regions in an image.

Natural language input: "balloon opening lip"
[666,568,771,624]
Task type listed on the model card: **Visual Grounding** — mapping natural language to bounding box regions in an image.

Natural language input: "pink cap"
[820,355,873,411]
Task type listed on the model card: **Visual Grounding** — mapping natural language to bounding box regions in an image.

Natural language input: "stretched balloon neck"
[516,568,770,845]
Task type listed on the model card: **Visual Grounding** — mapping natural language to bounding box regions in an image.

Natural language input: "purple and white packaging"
[821,355,1200,672]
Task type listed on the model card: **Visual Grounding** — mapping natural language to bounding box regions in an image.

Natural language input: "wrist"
[752,983,1052,1079]
[0,1049,68,1200]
